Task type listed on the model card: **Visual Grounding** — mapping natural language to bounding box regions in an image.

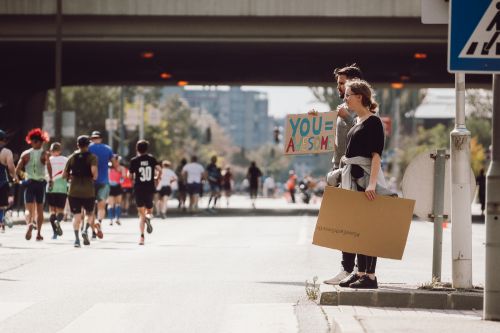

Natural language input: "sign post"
[449,0,500,319]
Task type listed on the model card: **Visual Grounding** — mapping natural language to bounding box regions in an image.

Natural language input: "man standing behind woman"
[322,64,364,285]
[334,79,388,289]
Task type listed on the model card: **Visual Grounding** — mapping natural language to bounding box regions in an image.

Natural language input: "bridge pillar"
[0,89,47,154]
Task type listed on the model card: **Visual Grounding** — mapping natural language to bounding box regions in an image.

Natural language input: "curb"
[320,286,483,310]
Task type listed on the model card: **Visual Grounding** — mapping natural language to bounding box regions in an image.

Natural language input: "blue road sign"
[449,0,500,73]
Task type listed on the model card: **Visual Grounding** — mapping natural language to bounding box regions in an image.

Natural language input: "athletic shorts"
[122,187,132,194]
[46,192,67,209]
[109,185,123,197]
[134,188,154,209]
[94,183,110,202]
[187,183,202,196]
[68,196,95,214]
[209,182,221,193]
[157,186,172,197]
[0,183,9,207]
[24,180,46,204]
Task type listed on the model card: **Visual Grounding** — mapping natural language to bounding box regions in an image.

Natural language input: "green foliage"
[466,116,491,149]
[305,276,320,301]
[399,124,452,177]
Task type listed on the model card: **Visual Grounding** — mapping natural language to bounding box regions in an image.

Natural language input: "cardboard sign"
[284,111,337,155]
[313,187,415,260]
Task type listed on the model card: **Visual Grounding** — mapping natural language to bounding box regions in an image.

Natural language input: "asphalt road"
[0,210,486,333]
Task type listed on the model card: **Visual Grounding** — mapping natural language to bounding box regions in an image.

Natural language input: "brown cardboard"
[283,111,337,155]
[313,186,415,260]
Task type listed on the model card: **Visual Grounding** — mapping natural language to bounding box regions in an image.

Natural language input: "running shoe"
[1,225,5,233]
[52,233,57,240]
[139,236,145,245]
[95,223,103,239]
[74,240,81,248]
[82,232,90,246]
[36,235,43,241]
[92,231,97,239]
[145,216,153,234]
[55,221,63,236]
[25,223,34,240]
[115,219,121,226]
[109,220,113,226]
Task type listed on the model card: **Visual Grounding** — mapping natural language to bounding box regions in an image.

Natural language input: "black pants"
[357,254,377,274]
[341,252,356,273]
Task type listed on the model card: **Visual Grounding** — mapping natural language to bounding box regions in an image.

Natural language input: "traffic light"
[273,127,280,144]
[205,127,212,143]
[380,116,392,137]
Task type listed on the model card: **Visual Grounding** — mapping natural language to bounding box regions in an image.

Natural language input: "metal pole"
[484,74,500,320]
[450,72,473,289]
[108,104,114,149]
[54,0,63,141]
[431,149,447,281]
[119,87,125,157]
[139,92,145,140]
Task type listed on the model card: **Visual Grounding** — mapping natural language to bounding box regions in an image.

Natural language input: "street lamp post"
[484,74,500,320]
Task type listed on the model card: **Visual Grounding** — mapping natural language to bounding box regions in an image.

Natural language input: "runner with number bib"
[129,140,161,245]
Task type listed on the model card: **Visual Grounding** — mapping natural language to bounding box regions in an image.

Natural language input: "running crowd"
[0,129,243,247]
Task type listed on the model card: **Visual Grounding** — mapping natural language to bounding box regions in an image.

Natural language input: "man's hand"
[307,109,319,116]
[337,104,349,120]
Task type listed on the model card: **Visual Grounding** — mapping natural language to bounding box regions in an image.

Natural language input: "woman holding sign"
[336,79,387,289]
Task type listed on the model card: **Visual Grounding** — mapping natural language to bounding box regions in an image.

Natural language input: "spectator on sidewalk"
[286,170,297,203]
[321,64,363,286]
[476,168,486,216]
[334,79,390,289]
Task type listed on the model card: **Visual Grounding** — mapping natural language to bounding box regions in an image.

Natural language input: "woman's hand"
[365,183,376,201]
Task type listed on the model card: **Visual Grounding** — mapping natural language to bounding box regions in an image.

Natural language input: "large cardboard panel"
[313,187,415,260]
[283,111,337,155]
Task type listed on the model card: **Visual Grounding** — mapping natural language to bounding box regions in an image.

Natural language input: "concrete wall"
[0,0,421,17]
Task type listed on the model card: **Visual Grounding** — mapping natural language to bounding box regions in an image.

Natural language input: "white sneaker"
[324,270,350,285]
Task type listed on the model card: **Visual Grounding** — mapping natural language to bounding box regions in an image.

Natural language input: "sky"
[186,85,332,119]
[241,86,331,118]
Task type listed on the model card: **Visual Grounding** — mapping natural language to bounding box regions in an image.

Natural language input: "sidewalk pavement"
[312,284,499,333]
[322,306,498,333]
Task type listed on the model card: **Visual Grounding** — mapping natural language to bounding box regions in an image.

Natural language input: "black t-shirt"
[129,154,158,191]
[206,163,221,184]
[345,116,384,158]
[247,166,262,187]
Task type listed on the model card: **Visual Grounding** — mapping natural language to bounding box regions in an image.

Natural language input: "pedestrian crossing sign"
[449,0,500,73]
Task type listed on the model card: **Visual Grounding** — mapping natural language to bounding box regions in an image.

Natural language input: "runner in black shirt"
[129,140,161,245]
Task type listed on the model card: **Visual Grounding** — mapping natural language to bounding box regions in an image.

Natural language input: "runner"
[246,161,262,209]
[120,163,133,217]
[107,155,125,226]
[0,130,18,233]
[155,160,177,219]
[46,142,68,239]
[16,128,50,241]
[63,135,98,248]
[129,140,161,245]
[88,130,114,239]
[175,158,188,211]
[206,155,222,211]
[221,166,233,208]
[182,156,205,213]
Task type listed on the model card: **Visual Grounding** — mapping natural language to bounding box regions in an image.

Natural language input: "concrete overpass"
[0,0,488,145]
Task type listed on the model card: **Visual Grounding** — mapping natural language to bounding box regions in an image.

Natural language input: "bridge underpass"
[0,0,492,147]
